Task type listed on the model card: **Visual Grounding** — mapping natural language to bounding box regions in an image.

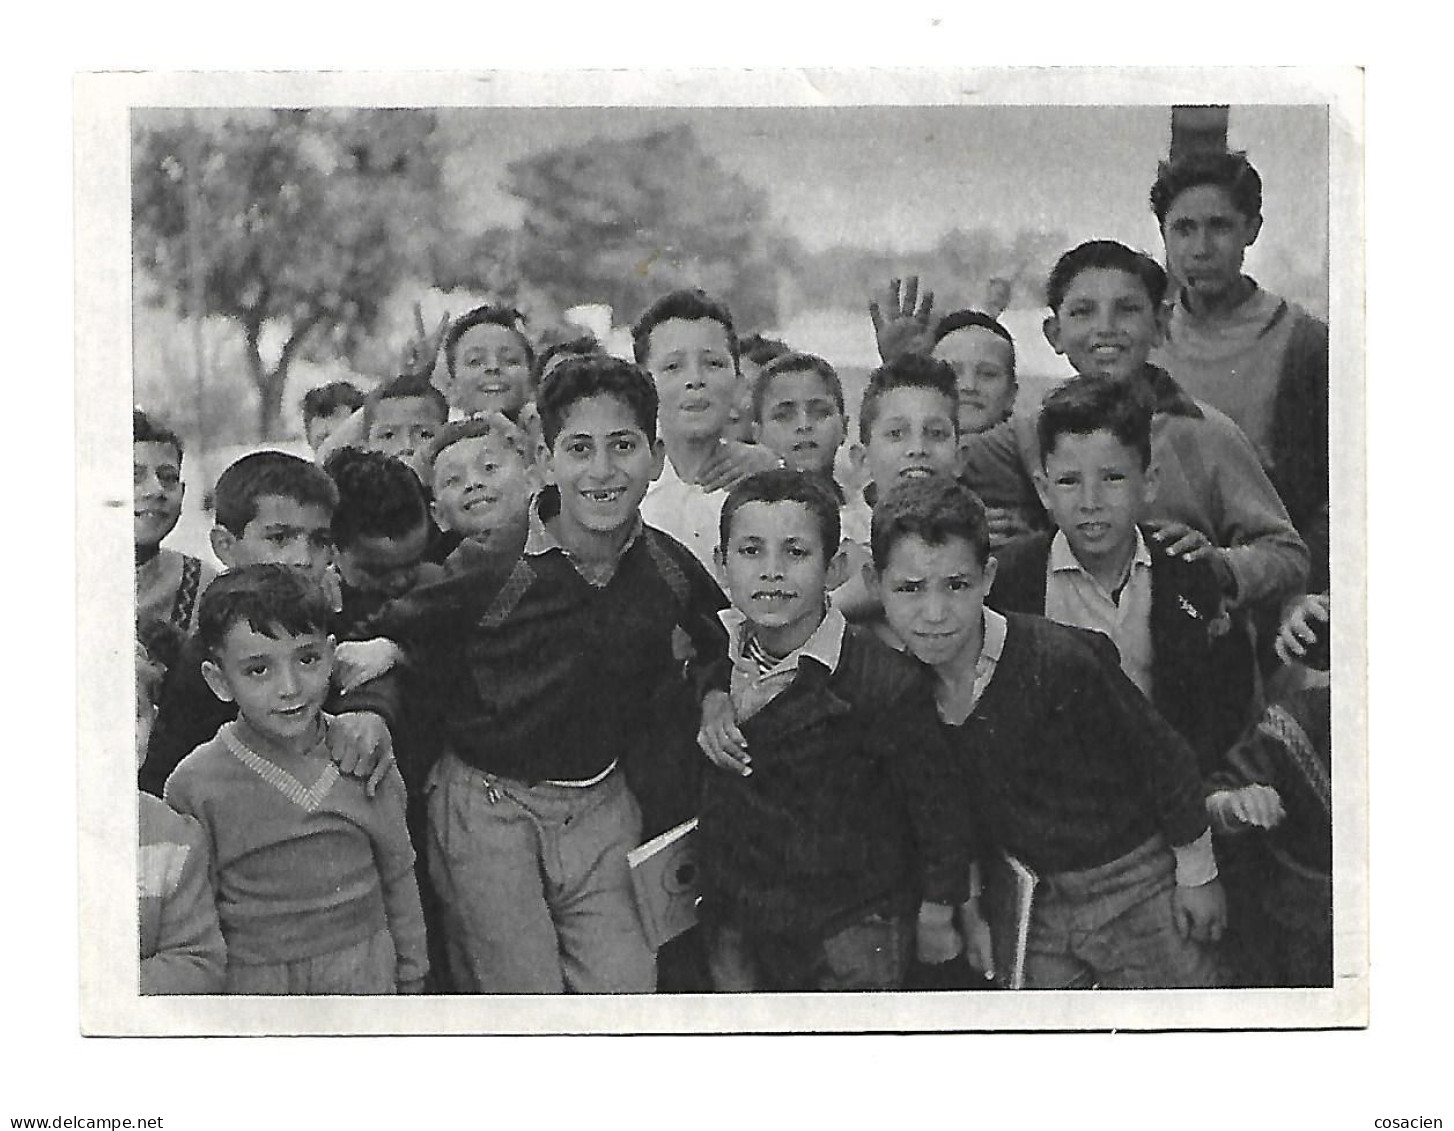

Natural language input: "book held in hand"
[627,817,700,951]
[983,850,1038,990]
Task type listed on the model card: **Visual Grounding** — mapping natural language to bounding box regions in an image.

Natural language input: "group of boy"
[134,146,1332,996]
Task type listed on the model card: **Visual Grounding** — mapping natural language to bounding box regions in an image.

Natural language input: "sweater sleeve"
[365,765,429,987]
[140,814,226,995]
[875,673,975,907]
[959,416,1045,518]
[1273,313,1330,585]
[1198,412,1310,609]
[1070,630,1211,851]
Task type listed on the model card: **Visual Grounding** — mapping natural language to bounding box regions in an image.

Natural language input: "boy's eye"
[948,578,972,592]
[613,438,638,453]
[419,428,437,442]
[244,664,268,678]
[926,426,953,443]
[769,406,795,423]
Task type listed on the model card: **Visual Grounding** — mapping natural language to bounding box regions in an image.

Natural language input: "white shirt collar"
[718,603,848,676]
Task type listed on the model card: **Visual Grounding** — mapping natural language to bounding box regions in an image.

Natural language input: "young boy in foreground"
[696,470,976,991]
[990,374,1253,768]
[870,476,1225,988]
[165,566,427,994]
[367,355,729,994]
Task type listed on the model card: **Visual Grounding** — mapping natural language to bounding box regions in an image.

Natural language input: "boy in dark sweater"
[990,374,1253,770]
[869,476,1226,989]
[695,470,976,991]
[367,355,730,994]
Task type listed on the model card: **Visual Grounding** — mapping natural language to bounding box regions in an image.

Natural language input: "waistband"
[1038,834,1171,899]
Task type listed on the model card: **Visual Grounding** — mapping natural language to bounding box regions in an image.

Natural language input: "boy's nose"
[1078,482,1103,510]
[275,663,301,697]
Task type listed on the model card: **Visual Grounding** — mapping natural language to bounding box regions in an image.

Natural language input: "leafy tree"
[501,125,786,331]
[132,108,447,439]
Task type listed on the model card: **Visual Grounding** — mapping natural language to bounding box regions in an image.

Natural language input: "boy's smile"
[1044,267,1161,383]
[1035,430,1156,588]
[450,323,534,418]
[718,500,838,656]
[133,440,184,551]
[202,623,335,755]
[933,327,1017,435]
[545,394,663,552]
[432,435,534,539]
[860,387,959,490]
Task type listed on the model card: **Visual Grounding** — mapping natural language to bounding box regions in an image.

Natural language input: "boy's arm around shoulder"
[357,761,429,988]
[140,804,226,995]
[861,644,976,908]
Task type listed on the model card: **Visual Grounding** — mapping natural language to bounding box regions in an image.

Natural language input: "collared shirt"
[1044,527,1156,701]
[720,605,847,722]
[639,454,728,572]
[935,607,1008,726]
[524,488,643,588]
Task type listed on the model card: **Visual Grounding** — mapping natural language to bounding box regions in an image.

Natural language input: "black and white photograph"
[34,45,1432,1130]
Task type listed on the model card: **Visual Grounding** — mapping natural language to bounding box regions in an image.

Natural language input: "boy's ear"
[825,544,849,592]
[1246,212,1264,248]
[982,553,999,592]
[428,497,447,533]
[1031,468,1053,513]
[712,544,729,588]
[1042,315,1064,355]
[750,420,763,444]
[209,525,238,569]
[200,659,235,705]
[861,558,881,602]
[648,437,666,482]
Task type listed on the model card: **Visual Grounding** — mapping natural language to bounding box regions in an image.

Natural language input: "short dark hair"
[443,304,535,379]
[751,351,846,424]
[323,447,431,549]
[870,475,990,572]
[1150,149,1263,226]
[739,333,790,369]
[374,371,449,422]
[300,381,365,425]
[421,413,530,481]
[212,451,339,538]
[133,409,183,465]
[1045,240,1168,314]
[196,563,332,659]
[537,333,603,382]
[858,354,959,445]
[1037,374,1154,470]
[631,289,740,371]
[932,310,1018,375]
[536,354,660,448]
[720,468,842,558]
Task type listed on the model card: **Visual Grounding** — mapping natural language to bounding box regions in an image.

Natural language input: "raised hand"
[869,276,936,363]
[399,302,451,378]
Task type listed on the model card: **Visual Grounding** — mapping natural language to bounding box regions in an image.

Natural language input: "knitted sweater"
[943,613,1211,876]
[698,625,974,940]
[138,791,226,994]
[960,365,1309,611]
[164,717,427,984]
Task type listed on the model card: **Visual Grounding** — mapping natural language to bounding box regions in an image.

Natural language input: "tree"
[501,125,786,331]
[132,109,447,440]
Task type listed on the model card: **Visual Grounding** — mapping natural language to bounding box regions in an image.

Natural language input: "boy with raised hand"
[869,476,1225,989]
[366,354,730,994]
[633,288,783,570]
[1149,150,1328,574]
[990,374,1254,770]
[696,469,977,991]
[960,240,1309,616]
[134,410,216,635]
[141,451,394,800]
[165,565,427,995]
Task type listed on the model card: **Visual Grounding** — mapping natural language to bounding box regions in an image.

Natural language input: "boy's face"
[545,394,663,542]
[336,523,430,599]
[431,435,534,539]
[449,323,533,418]
[1034,430,1157,573]
[212,495,334,577]
[872,533,996,671]
[717,500,842,656]
[857,386,959,491]
[202,622,334,752]
[305,407,356,453]
[1044,267,1161,383]
[644,317,738,443]
[367,397,445,481]
[134,440,184,552]
[1160,183,1262,307]
[933,328,1017,435]
[754,369,846,475]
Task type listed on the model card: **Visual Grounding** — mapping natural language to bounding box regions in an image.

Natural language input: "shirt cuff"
[1173,829,1219,887]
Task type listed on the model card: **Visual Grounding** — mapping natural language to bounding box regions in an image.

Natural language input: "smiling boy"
[930,310,1019,437]
[134,410,216,634]
[423,414,536,554]
[368,355,729,993]
[696,470,976,991]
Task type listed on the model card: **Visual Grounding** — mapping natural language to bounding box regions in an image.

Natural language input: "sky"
[440,103,1329,299]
